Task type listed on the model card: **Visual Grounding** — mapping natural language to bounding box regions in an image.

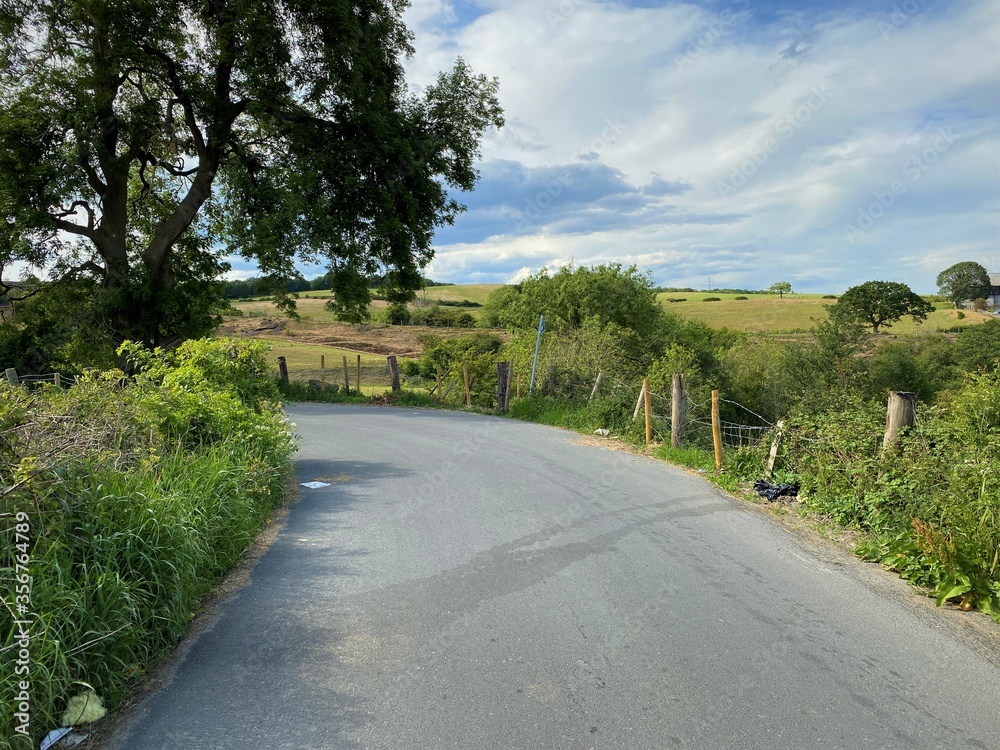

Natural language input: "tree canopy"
[768,281,792,298]
[829,280,934,334]
[936,262,991,309]
[0,0,503,347]
[482,264,664,338]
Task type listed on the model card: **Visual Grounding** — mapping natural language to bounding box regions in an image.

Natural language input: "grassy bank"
[1,340,295,747]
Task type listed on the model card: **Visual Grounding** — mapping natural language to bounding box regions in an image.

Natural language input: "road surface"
[102,404,1000,749]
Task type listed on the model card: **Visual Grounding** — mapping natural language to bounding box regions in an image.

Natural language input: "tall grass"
[1,340,295,747]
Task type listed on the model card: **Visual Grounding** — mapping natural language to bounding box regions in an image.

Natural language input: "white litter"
[40,728,87,749]
[299,481,331,489]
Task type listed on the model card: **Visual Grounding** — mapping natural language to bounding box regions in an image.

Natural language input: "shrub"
[822,294,837,299]
[734,296,749,300]
[702,296,721,302]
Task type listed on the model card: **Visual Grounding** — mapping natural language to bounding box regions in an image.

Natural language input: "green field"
[234,286,992,335]
[419,284,499,305]
[655,292,991,333]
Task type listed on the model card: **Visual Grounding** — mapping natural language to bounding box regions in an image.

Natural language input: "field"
[232,285,993,336]
[655,291,992,333]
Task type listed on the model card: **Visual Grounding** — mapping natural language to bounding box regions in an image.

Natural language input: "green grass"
[418,284,499,305]
[656,292,992,333]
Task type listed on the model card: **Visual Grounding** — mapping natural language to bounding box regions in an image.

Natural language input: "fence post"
[387,355,400,391]
[462,362,471,407]
[320,355,326,389]
[342,356,350,394]
[765,420,784,478]
[356,355,361,395]
[516,373,521,400]
[711,389,723,471]
[53,372,61,389]
[589,372,603,401]
[884,391,917,449]
[4,367,18,386]
[632,387,645,421]
[497,361,509,412]
[643,378,653,444]
[529,314,544,396]
[671,373,685,448]
[436,366,443,401]
[277,357,288,384]
[505,363,514,411]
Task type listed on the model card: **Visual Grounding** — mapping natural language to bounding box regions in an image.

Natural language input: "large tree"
[0,0,503,347]
[936,261,991,309]
[829,280,934,334]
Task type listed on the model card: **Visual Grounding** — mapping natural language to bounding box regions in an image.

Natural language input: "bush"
[0,339,295,744]
[822,294,837,299]
[702,297,722,302]
[734,296,749,300]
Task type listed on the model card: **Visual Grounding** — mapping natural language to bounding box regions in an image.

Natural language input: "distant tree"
[768,281,792,298]
[829,280,934,334]
[936,262,991,308]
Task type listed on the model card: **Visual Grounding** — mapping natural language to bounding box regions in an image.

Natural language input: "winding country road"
[102,404,1000,749]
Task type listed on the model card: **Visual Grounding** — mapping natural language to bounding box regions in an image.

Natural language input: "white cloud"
[408,0,1000,292]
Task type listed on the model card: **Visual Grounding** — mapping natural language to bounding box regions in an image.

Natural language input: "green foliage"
[768,281,792,298]
[936,261,991,308]
[0,339,295,744]
[482,264,662,340]
[406,333,504,407]
[829,280,934,334]
[702,296,722,302]
[0,1,503,346]
[953,318,1000,372]
[408,305,476,328]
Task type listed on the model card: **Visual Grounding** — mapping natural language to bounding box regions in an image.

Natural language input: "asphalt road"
[102,404,1000,750]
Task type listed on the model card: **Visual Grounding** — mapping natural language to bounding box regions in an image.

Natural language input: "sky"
[333,0,999,294]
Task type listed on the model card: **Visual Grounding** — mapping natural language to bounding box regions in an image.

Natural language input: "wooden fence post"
[711,389,723,471]
[462,362,471,407]
[436,366,443,401]
[884,391,917,449]
[632,387,645,421]
[277,357,288,384]
[497,361,509,412]
[342,356,350,394]
[589,372,603,401]
[643,378,653,444]
[505,363,514,411]
[5,368,18,386]
[516,373,521,400]
[356,355,361,395]
[387,355,400,391]
[53,372,61,389]
[670,373,685,448]
[765,420,785,478]
[320,355,326,389]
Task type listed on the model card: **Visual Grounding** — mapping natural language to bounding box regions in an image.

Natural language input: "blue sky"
[233,0,1000,294]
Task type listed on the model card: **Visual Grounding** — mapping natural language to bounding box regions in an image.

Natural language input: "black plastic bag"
[753,479,801,501]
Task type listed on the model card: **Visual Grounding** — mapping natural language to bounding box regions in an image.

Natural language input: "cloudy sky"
[371,0,998,293]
